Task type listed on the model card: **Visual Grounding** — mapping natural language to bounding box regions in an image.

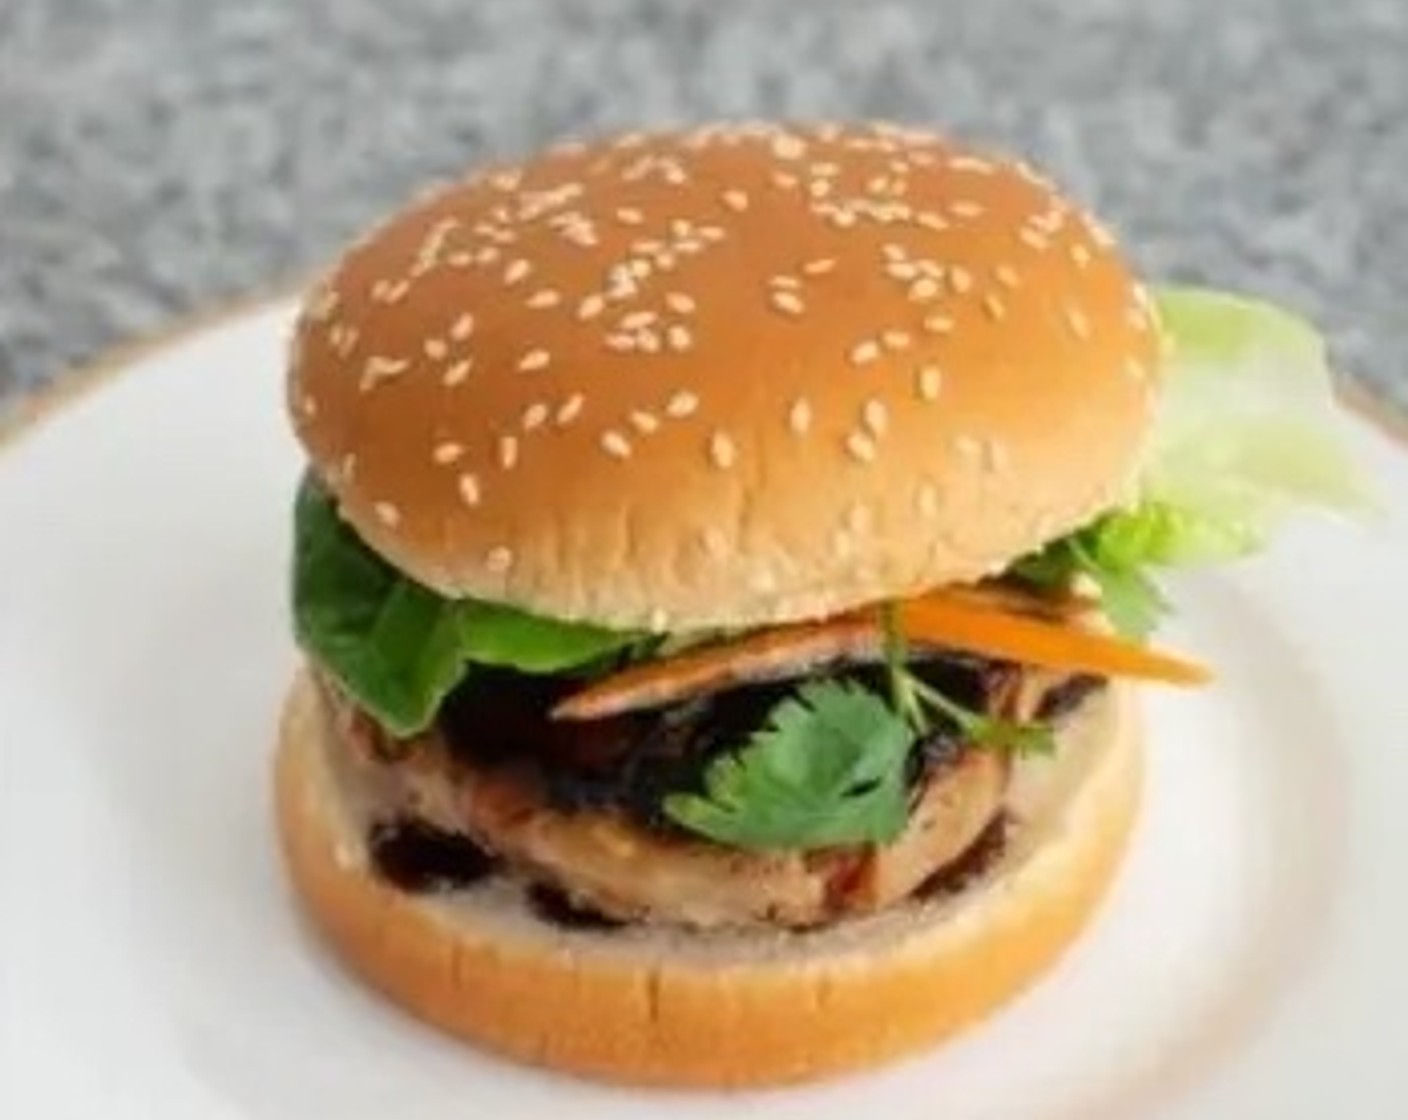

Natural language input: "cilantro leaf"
[663,681,913,850]
[903,672,1056,757]
[293,477,637,736]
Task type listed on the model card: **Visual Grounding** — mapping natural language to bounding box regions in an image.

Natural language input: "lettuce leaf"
[1013,287,1367,637]
[293,478,638,736]
[1142,286,1371,559]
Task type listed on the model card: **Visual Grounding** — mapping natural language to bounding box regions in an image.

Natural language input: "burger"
[275,122,1363,1086]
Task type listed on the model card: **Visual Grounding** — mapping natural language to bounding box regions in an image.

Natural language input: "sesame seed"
[522,403,549,431]
[667,324,693,351]
[433,442,464,464]
[802,258,836,276]
[556,393,585,425]
[486,546,513,574]
[828,208,858,229]
[947,155,995,174]
[503,259,532,286]
[615,207,645,225]
[882,243,908,263]
[721,189,750,212]
[629,409,660,434]
[923,314,955,334]
[577,294,607,321]
[847,503,873,534]
[666,292,696,314]
[601,430,633,459]
[807,178,833,200]
[1086,217,1118,249]
[771,133,807,160]
[604,333,636,353]
[846,431,878,463]
[299,393,317,418]
[881,330,911,351]
[948,267,974,294]
[994,264,1021,289]
[474,247,501,266]
[697,225,726,243]
[1018,228,1050,251]
[982,293,1007,320]
[518,349,552,371]
[771,171,799,190]
[442,359,473,386]
[916,212,949,232]
[450,313,475,341]
[849,339,881,366]
[627,258,653,279]
[1065,306,1092,340]
[498,436,520,470]
[886,261,919,281]
[665,391,700,418]
[490,170,522,191]
[423,337,449,360]
[948,200,984,219]
[917,364,943,401]
[709,431,738,470]
[527,289,562,309]
[636,330,662,353]
[446,251,474,268]
[339,453,357,481]
[360,355,409,390]
[862,398,889,436]
[1070,243,1093,268]
[306,285,340,322]
[789,397,813,435]
[770,290,805,316]
[331,324,359,358]
[621,310,658,330]
[955,435,983,462]
[374,502,401,527]
[908,276,941,302]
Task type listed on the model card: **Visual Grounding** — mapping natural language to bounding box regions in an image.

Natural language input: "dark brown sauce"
[527,883,626,931]
[436,658,1011,831]
[1036,674,1105,722]
[367,819,499,893]
[913,812,1011,900]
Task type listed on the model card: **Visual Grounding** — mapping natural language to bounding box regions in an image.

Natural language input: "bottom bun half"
[274,669,1142,1087]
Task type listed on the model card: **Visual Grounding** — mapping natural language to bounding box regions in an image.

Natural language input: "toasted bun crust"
[288,122,1161,630]
[274,670,1141,1086]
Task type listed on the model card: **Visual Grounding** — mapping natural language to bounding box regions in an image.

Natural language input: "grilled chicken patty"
[320,661,1101,930]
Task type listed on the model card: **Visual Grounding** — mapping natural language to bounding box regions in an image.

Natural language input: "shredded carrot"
[895,593,1211,686]
[553,587,1210,720]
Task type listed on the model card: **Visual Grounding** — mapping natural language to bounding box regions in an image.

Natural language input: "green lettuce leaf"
[1142,286,1371,559]
[293,478,637,736]
[1013,287,1369,637]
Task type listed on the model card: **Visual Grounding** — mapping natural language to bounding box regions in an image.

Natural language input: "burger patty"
[320,660,1103,930]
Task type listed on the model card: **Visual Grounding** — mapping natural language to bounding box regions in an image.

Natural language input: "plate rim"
[3,289,1408,456]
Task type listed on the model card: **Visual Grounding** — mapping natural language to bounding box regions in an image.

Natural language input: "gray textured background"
[3,0,1406,420]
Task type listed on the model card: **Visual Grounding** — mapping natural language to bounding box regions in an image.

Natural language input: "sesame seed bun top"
[288,121,1161,631]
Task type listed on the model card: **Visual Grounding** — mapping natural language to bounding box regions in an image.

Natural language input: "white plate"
[3,301,1407,1120]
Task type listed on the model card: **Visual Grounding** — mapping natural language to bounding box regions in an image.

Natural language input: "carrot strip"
[553,588,1210,721]
[896,594,1211,686]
